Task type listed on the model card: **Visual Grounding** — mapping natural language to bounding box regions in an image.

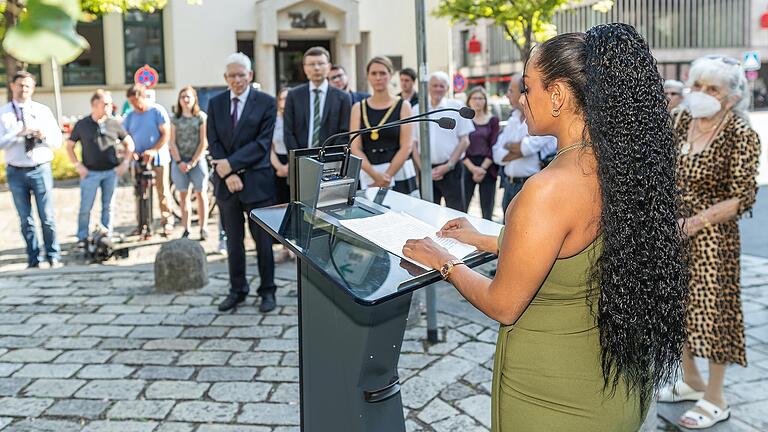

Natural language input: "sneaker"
[48,259,64,269]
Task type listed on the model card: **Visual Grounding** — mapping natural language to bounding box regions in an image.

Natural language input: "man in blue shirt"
[123,84,174,236]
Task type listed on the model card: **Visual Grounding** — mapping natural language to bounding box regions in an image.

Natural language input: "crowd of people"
[0,24,762,430]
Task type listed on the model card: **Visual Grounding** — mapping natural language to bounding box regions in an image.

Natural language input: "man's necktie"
[231,97,239,129]
[18,106,26,126]
[311,88,321,147]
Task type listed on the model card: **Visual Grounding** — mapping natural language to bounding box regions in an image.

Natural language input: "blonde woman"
[349,56,418,195]
[169,86,209,240]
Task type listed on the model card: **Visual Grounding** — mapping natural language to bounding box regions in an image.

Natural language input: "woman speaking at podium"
[349,56,419,196]
[404,24,688,431]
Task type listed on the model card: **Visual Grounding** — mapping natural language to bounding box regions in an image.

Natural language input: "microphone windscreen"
[438,117,456,129]
[459,106,475,119]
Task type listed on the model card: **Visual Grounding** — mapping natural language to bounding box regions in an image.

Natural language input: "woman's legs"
[196,191,209,234]
[703,361,727,408]
[682,345,707,391]
[180,190,191,233]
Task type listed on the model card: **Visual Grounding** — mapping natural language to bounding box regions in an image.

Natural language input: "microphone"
[318,111,456,160]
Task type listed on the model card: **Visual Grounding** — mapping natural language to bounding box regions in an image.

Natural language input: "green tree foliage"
[434,0,613,64]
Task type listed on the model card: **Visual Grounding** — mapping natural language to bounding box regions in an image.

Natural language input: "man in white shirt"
[0,71,63,268]
[493,74,557,213]
[412,71,475,211]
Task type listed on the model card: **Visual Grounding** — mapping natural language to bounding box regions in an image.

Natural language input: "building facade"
[24,0,453,119]
[453,0,768,108]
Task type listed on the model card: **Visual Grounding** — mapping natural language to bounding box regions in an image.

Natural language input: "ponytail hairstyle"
[534,24,689,410]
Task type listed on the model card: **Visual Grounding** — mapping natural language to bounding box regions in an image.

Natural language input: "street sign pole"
[415,0,439,343]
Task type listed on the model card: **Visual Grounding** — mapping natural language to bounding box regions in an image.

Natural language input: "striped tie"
[311,88,321,147]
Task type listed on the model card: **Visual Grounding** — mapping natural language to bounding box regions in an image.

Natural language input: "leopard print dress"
[674,109,760,366]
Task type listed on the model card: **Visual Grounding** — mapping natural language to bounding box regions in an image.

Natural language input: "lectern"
[250,147,501,431]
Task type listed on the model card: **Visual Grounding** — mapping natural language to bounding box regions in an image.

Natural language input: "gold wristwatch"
[440,259,465,280]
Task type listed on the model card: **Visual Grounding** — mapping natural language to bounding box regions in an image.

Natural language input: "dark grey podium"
[251,187,501,432]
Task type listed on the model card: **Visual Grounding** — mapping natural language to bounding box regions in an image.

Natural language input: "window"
[236,31,255,71]
[460,30,470,67]
[123,10,165,84]
[63,18,105,85]
[0,61,42,87]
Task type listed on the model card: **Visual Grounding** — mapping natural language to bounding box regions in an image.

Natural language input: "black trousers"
[274,154,291,205]
[432,163,465,211]
[218,195,276,296]
[463,164,497,220]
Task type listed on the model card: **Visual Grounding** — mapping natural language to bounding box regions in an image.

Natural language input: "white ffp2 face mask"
[685,92,722,119]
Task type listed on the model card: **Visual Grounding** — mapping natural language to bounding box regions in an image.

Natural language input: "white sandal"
[679,399,730,429]
[658,381,705,403]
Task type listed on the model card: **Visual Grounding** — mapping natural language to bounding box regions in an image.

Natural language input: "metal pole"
[415,0,439,343]
[50,58,63,128]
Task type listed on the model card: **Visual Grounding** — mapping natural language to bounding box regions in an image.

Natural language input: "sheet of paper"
[338,211,477,270]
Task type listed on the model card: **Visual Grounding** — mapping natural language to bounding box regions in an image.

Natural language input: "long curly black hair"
[534,24,689,410]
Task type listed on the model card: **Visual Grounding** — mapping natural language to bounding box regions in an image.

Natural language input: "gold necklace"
[681,112,729,156]
[362,96,401,141]
[552,142,587,161]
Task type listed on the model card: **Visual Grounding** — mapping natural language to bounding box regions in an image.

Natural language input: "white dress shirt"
[412,98,475,165]
[0,100,62,167]
[492,110,557,178]
[231,85,251,124]
[307,79,329,147]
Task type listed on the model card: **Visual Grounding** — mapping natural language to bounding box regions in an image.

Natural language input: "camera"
[24,134,42,153]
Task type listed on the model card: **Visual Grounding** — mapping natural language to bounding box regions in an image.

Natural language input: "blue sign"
[742,51,761,71]
[453,73,466,92]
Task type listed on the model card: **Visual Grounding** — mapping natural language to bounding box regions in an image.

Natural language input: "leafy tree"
[0,0,198,99]
[434,0,613,64]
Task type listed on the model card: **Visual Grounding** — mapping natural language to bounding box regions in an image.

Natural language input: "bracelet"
[697,215,712,230]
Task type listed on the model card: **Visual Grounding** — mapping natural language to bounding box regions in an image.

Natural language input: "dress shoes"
[218,292,247,312]
[259,292,276,313]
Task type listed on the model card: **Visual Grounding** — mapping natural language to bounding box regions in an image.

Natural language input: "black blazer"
[283,82,352,151]
[207,88,277,204]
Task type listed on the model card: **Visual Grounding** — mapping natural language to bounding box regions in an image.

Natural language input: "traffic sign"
[134,64,160,88]
[453,73,466,92]
[742,51,761,71]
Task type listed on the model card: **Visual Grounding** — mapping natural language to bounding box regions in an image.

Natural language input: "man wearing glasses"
[66,90,134,249]
[328,64,369,105]
[209,52,279,313]
[283,46,352,151]
[664,79,685,111]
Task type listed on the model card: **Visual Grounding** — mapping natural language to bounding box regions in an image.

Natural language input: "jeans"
[6,163,60,265]
[77,168,117,241]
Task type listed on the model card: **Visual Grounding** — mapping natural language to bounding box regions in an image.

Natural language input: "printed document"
[339,211,476,269]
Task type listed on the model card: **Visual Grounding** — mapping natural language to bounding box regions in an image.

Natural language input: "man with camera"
[0,71,63,268]
[123,84,173,237]
[65,90,134,249]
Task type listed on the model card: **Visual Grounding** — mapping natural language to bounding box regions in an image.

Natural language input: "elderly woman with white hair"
[659,55,761,429]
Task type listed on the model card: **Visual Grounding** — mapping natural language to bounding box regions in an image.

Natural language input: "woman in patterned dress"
[659,55,761,429]
[169,86,209,240]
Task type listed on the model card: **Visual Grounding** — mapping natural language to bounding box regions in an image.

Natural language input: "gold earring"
[552,108,561,117]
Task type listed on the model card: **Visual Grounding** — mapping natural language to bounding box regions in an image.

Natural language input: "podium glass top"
[250,188,503,305]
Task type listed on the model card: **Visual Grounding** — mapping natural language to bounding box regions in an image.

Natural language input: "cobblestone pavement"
[0,256,766,431]
[1,186,767,431]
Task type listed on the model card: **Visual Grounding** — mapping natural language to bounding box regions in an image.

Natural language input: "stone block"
[155,239,208,292]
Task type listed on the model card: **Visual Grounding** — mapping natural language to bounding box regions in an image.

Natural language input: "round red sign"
[134,64,160,89]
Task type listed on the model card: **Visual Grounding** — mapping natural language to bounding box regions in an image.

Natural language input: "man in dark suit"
[283,46,352,150]
[209,52,278,313]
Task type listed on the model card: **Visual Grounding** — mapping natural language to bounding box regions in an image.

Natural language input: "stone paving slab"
[0,250,765,431]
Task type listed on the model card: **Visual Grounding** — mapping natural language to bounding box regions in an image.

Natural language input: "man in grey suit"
[283,46,352,150]
[209,52,277,313]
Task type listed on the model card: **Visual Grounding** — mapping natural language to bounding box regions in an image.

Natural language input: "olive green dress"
[492,229,646,431]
